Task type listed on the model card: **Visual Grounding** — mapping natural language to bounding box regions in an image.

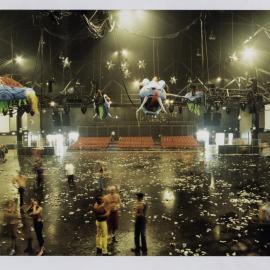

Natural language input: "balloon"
[0,77,38,115]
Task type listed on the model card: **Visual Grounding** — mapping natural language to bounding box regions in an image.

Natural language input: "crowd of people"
[1,161,148,256]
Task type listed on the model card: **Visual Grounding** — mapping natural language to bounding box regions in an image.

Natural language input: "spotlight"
[238,115,241,120]
[15,55,24,65]
[113,51,119,57]
[165,100,170,105]
[169,100,174,104]
[216,77,222,83]
[118,10,134,29]
[81,105,87,114]
[50,101,56,107]
[242,48,255,61]
[240,103,246,111]
[121,49,128,58]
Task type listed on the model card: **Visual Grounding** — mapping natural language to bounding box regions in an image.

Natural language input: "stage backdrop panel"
[265,104,270,130]
[0,115,10,132]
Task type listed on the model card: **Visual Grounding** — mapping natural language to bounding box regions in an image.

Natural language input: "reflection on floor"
[0,149,270,256]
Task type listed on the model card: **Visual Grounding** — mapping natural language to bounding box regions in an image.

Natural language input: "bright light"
[163,190,175,201]
[230,52,239,62]
[135,10,145,19]
[162,189,175,209]
[196,129,210,145]
[165,100,170,105]
[121,49,128,58]
[169,100,174,104]
[216,133,225,146]
[15,55,24,64]
[216,77,222,83]
[46,134,65,156]
[228,133,234,145]
[68,132,79,143]
[50,101,56,107]
[242,48,255,61]
[133,80,140,88]
[118,10,134,28]
[113,51,119,57]
[238,115,241,120]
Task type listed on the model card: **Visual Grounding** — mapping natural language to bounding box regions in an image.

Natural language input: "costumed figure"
[93,89,111,119]
[184,85,204,116]
[137,77,167,117]
[0,77,38,115]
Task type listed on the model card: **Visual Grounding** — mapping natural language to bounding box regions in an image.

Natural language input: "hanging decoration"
[123,69,131,79]
[62,57,72,68]
[0,77,39,115]
[120,61,129,72]
[106,60,115,70]
[93,90,111,120]
[170,76,177,85]
[184,90,204,116]
[138,60,146,69]
[137,77,167,116]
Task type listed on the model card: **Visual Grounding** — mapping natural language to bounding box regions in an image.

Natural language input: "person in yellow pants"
[94,195,110,255]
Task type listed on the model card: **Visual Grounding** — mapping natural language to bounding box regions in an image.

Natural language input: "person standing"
[98,166,105,192]
[65,162,75,187]
[3,199,19,255]
[27,199,44,256]
[94,195,110,255]
[33,160,44,188]
[13,171,27,208]
[21,204,34,254]
[131,192,148,256]
[103,186,121,243]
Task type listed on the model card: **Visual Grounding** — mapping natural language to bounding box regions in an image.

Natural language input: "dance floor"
[0,150,270,256]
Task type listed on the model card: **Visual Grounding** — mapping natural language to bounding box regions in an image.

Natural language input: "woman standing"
[94,195,110,255]
[3,199,19,255]
[27,199,44,256]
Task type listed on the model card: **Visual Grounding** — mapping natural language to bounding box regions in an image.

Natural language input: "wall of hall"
[39,106,240,138]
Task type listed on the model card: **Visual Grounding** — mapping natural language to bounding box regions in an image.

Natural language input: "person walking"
[98,166,105,192]
[103,186,121,243]
[3,199,19,255]
[13,171,27,208]
[131,192,148,256]
[33,160,44,188]
[21,204,34,254]
[27,198,44,256]
[65,162,75,187]
[94,194,110,255]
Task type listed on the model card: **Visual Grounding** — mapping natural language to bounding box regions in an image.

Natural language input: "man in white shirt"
[65,163,75,187]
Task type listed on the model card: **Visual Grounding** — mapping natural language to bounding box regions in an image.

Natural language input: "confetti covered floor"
[1,149,270,256]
